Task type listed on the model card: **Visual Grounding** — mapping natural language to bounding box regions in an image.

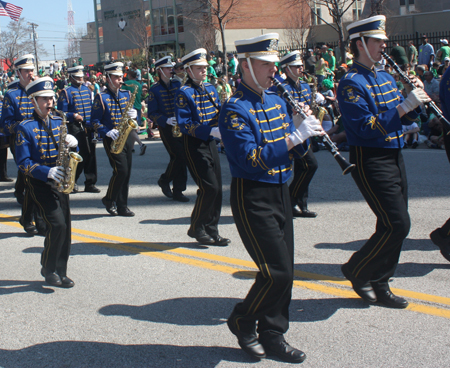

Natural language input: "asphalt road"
[0,138,449,368]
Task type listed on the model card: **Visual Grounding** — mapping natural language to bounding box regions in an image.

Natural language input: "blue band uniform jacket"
[219,81,307,184]
[175,81,220,141]
[89,88,131,137]
[337,60,420,148]
[275,76,313,149]
[57,84,92,123]
[147,79,181,128]
[0,84,34,136]
[15,113,64,183]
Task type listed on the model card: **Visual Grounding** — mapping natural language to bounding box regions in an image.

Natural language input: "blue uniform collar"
[353,60,377,78]
[240,81,264,103]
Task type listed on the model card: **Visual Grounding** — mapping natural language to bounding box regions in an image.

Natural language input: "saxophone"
[217,78,228,104]
[51,108,83,194]
[309,74,327,123]
[110,84,139,154]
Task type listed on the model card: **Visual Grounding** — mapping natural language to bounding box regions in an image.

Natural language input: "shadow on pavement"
[0,280,54,295]
[0,342,251,368]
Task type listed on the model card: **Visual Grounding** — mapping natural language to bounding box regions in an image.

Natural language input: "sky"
[0,0,94,60]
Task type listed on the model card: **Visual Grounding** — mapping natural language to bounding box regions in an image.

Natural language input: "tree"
[283,0,314,49]
[120,1,151,83]
[66,27,89,62]
[186,0,245,74]
[285,0,357,64]
[0,18,47,70]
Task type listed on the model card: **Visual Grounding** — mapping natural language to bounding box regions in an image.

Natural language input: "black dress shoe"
[19,218,38,236]
[430,228,450,262]
[102,197,118,216]
[85,185,101,193]
[260,337,306,363]
[188,229,215,245]
[375,290,409,309]
[0,177,13,182]
[211,235,231,247]
[117,208,135,217]
[297,209,317,218]
[59,276,75,288]
[173,192,190,202]
[292,204,303,217]
[158,178,173,198]
[42,269,62,287]
[227,313,266,359]
[341,264,377,303]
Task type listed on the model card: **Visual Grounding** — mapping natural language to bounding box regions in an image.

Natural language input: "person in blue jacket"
[219,33,323,363]
[58,65,99,193]
[430,65,450,262]
[148,56,188,202]
[175,48,229,246]
[337,15,431,308]
[15,77,78,287]
[277,51,319,218]
[90,62,135,217]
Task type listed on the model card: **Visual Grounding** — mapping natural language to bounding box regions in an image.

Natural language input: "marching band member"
[90,62,135,217]
[175,49,230,246]
[219,33,323,363]
[278,51,319,218]
[148,56,189,202]
[58,65,99,193]
[15,77,78,287]
[1,54,45,235]
[430,64,450,262]
[337,15,430,308]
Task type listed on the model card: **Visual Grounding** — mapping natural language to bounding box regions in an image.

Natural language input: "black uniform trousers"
[9,135,45,230]
[27,177,71,275]
[103,134,133,210]
[68,123,97,187]
[0,146,7,179]
[184,135,222,238]
[158,124,187,194]
[346,146,410,292]
[230,177,294,337]
[9,136,25,198]
[289,148,318,206]
[435,128,450,237]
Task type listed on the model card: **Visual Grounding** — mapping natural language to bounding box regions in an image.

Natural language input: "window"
[177,5,184,33]
[153,8,160,36]
[167,7,175,34]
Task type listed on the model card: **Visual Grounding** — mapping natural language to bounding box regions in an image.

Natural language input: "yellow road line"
[2,213,450,318]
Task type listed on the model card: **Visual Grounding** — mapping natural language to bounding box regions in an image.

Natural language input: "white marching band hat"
[15,54,35,70]
[235,33,280,63]
[280,51,303,68]
[347,15,388,40]
[67,65,84,78]
[155,56,175,69]
[26,76,55,98]
[181,48,208,68]
[104,62,124,76]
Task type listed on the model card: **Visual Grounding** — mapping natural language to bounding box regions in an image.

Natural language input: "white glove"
[65,134,78,148]
[127,109,138,119]
[210,127,221,139]
[399,89,431,113]
[288,115,323,146]
[166,117,176,126]
[106,129,119,140]
[48,166,65,183]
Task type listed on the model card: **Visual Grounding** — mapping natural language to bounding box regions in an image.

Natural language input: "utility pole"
[28,22,39,73]
[53,45,56,60]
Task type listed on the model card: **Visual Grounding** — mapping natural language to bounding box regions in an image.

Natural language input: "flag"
[0,1,23,21]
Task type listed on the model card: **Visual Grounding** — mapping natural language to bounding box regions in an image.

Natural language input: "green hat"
[322,79,334,90]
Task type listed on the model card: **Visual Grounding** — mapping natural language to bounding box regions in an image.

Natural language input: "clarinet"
[271,77,355,175]
[382,52,450,134]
